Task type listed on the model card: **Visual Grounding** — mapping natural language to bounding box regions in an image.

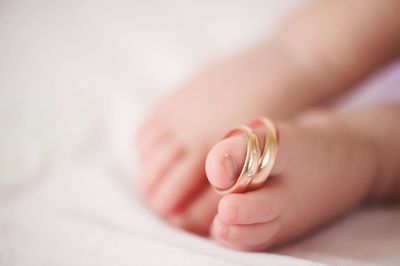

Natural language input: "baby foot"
[206,113,378,250]
[135,44,311,233]
[135,0,400,236]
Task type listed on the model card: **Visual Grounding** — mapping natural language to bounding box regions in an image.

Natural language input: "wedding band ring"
[212,117,279,195]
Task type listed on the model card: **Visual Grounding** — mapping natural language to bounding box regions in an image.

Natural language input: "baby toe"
[149,152,207,216]
[205,135,247,189]
[137,137,183,197]
[211,216,281,250]
[206,121,293,192]
[218,178,290,225]
[167,187,220,235]
[137,129,171,163]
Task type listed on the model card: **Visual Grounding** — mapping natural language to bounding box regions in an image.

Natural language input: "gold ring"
[212,117,279,195]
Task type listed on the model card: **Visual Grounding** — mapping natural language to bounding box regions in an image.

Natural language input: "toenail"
[222,154,238,185]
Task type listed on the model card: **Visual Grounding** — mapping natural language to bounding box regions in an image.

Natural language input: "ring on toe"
[212,117,279,195]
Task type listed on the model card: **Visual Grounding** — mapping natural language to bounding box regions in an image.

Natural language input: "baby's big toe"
[205,135,247,189]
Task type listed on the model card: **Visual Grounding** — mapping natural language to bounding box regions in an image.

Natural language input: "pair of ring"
[212,117,279,195]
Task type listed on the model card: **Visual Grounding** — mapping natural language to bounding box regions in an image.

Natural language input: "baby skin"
[206,106,400,250]
[136,0,400,249]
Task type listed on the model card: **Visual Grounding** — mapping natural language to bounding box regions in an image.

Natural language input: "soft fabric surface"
[1,1,399,265]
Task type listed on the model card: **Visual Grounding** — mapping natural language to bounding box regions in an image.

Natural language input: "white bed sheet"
[1,1,399,265]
